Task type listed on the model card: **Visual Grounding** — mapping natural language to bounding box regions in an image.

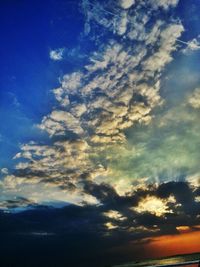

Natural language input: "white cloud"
[180,38,200,54]
[119,0,135,9]
[149,0,179,10]
[61,72,83,93]
[1,168,8,175]
[53,87,70,107]
[49,48,65,61]
[38,110,84,136]
[145,20,163,45]
[115,11,128,35]
[143,23,184,72]
[188,88,200,109]
[186,39,200,50]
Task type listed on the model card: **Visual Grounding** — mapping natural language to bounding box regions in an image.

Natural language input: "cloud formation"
[1,180,200,266]
[49,48,65,61]
[2,1,200,266]
[188,87,200,109]
[0,0,185,209]
[2,0,199,240]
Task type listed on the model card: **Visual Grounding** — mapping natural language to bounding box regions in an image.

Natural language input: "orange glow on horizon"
[141,230,200,259]
[110,228,200,262]
[176,226,191,233]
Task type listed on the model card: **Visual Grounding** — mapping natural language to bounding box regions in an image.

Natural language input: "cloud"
[142,24,184,72]
[156,181,197,215]
[179,38,200,54]
[134,196,173,217]
[188,87,200,109]
[149,0,179,10]
[103,209,127,221]
[0,196,36,210]
[1,180,200,239]
[2,1,200,266]
[0,0,185,212]
[119,0,135,9]
[49,48,65,61]
[115,11,128,35]
[186,38,200,51]
[1,181,200,266]
[1,168,8,175]
[38,110,84,136]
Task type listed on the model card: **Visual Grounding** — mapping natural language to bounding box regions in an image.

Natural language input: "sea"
[113,252,200,267]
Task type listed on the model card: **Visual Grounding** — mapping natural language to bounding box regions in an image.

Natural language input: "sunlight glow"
[134,196,172,216]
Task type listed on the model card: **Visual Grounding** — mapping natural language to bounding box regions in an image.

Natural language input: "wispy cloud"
[179,37,200,54]
[49,48,65,61]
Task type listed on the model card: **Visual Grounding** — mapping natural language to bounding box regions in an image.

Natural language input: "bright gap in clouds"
[134,196,173,217]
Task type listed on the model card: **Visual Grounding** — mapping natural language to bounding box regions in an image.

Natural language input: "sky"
[1,0,200,266]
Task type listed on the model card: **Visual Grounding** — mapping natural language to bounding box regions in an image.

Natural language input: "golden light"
[176,226,191,233]
[134,196,172,216]
[104,222,118,230]
[103,210,126,221]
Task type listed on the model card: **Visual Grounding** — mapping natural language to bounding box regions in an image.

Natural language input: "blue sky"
[1,0,200,266]
[0,0,86,168]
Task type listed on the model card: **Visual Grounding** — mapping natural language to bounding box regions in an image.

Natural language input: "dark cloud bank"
[1,180,200,267]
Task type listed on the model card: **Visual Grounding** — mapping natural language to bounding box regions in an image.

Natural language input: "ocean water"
[113,252,200,267]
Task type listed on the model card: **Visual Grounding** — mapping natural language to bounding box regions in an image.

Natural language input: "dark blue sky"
[0,0,86,168]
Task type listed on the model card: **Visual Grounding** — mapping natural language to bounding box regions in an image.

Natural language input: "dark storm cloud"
[157,181,194,203]
[157,181,200,216]
[83,181,158,215]
[83,180,200,232]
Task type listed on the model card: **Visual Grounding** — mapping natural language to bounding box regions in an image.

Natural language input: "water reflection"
[114,253,200,267]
